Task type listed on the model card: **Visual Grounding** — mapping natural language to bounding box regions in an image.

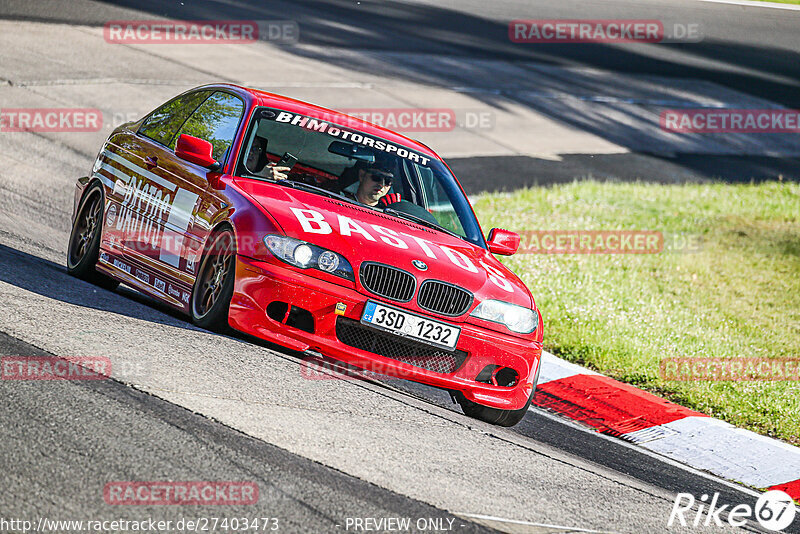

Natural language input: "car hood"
[234,179,533,308]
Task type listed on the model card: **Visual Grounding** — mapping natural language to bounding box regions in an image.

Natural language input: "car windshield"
[235,107,486,248]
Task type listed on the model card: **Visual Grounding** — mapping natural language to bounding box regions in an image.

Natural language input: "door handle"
[145,156,158,169]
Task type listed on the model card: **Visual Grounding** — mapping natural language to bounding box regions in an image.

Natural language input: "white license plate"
[361,301,460,351]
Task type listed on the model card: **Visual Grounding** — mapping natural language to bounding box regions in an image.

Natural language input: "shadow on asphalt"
[0,243,314,359]
[6,0,800,187]
[0,243,202,330]
[26,0,800,108]
[447,153,800,193]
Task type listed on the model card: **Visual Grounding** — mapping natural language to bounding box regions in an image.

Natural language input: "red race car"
[68,84,543,426]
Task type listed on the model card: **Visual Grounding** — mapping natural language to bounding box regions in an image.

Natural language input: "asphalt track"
[0,1,798,533]
[0,330,492,534]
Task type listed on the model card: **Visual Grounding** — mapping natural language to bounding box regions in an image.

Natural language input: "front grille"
[417,280,473,316]
[335,317,467,374]
[359,262,416,302]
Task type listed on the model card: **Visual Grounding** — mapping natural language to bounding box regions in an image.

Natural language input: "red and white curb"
[531,351,800,501]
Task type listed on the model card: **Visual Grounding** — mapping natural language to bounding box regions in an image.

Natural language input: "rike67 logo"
[669,490,796,531]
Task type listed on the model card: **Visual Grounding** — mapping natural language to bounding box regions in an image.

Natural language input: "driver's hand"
[266,165,291,180]
[378,193,402,207]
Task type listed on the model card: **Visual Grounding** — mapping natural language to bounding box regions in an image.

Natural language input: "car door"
[98,90,211,299]
[136,90,245,310]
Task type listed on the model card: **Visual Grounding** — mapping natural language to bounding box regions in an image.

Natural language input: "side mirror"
[176,134,221,171]
[487,228,520,256]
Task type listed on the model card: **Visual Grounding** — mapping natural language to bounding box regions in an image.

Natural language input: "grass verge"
[473,181,800,445]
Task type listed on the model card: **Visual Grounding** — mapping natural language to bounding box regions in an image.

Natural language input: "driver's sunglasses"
[367,171,394,186]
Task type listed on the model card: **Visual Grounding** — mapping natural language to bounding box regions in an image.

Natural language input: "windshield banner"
[272,111,431,166]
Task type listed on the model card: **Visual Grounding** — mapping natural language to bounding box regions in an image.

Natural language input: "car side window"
[139,91,210,147]
[173,91,245,162]
[416,164,467,237]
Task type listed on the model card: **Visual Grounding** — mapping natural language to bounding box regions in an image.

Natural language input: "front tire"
[67,182,119,290]
[191,229,235,332]
[454,389,534,427]
[455,357,542,427]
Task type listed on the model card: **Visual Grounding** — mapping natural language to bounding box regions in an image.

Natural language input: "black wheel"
[67,182,119,290]
[455,357,542,427]
[191,229,235,331]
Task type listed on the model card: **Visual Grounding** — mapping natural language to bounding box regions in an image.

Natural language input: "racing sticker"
[96,149,201,270]
[134,269,150,284]
[100,150,177,252]
[106,203,118,226]
[112,258,132,275]
[97,246,192,303]
[185,244,201,274]
[159,188,199,268]
[273,111,431,166]
[167,283,182,300]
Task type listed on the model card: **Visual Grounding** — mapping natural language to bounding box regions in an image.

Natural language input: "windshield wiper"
[383,208,462,239]
[274,179,370,207]
[242,174,364,205]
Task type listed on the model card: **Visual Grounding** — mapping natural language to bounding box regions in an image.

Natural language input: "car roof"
[204,83,440,161]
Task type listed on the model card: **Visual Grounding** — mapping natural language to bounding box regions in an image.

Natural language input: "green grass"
[473,181,800,445]
[750,0,800,4]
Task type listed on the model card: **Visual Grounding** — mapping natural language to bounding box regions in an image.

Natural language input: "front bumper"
[229,255,542,410]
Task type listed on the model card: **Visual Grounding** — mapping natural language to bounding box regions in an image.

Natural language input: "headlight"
[264,235,354,281]
[470,300,538,334]
[317,251,339,272]
[293,244,313,267]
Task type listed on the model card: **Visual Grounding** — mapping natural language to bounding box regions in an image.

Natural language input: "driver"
[244,136,291,180]
[341,156,401,207]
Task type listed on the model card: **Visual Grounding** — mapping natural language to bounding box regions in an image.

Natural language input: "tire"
[454,390,534,427]
[455,356,542,427]
[191,229,235,332]
[66,182,119,290]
